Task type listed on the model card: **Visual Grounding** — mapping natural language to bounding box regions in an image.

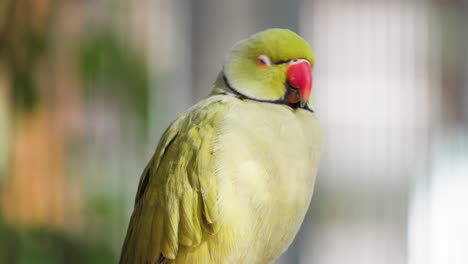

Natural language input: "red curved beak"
[286,59,312,107]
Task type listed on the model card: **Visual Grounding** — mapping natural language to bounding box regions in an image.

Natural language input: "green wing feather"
[120,99,229,264]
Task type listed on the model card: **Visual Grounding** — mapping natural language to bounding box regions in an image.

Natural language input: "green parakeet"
[120,28,323,264]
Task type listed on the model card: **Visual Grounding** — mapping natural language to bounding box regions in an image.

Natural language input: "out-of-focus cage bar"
[302,0,433,263]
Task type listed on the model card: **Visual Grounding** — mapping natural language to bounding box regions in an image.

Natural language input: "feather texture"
[120,97,229,264]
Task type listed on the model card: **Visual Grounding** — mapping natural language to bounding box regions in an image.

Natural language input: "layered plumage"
[120,28,323,264]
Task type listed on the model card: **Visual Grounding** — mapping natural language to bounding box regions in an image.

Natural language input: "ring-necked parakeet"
[120,28,323,264]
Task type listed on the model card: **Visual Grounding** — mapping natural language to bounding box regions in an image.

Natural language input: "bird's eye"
[256,55,271,68]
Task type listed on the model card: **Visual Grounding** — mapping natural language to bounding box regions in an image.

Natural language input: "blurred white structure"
[409,128,468,264]
[300,1,434,263]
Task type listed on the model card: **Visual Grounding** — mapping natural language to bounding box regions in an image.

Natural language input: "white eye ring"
[289,58,310,66]
[256,54,272,68]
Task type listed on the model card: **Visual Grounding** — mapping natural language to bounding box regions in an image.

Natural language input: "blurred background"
[0,0,467,263]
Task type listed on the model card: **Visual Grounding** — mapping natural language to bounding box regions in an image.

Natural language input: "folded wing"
[120,100,229,264]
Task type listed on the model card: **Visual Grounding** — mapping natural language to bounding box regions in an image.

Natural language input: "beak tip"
[300,100,307,108]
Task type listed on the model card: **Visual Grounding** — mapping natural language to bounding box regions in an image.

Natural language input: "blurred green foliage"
[79,30,151,133]
[3,26,151,130]
[12,68,39,112]
[0,1,152,263]
[0,216,116,264]
[84,192,128,247]
[9,30,48,112]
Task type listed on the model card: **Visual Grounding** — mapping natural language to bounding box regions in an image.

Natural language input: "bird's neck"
[210,71,237,97]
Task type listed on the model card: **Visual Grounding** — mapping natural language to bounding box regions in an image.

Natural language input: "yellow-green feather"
[120,98,229,264]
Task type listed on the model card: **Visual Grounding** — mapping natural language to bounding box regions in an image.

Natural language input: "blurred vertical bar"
[300,0,433,263]
[408,1,468,264]
[148,0,193,143]
[0,71,8,183]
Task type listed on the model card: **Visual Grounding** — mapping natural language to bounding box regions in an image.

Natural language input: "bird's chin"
[284,82,303,109]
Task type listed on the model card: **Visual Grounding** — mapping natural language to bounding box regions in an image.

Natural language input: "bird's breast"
[212,97,322,263]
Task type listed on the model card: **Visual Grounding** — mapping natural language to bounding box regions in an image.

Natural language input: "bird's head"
[223,28,315,109]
